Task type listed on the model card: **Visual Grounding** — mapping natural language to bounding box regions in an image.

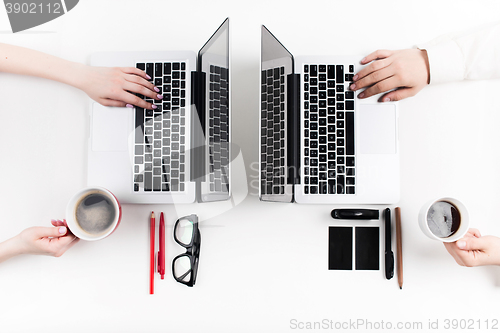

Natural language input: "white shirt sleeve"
[416,21,500,84]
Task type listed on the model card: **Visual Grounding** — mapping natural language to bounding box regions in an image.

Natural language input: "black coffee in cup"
[426,201,461,238]
[75,191,116,236]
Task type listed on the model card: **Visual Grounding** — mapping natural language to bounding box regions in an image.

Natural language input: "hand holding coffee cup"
[418,197,469,242]
[65,187,122,241]
[443,229,500,267]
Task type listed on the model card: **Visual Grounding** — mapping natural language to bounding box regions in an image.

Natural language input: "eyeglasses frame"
[172,214,201,287]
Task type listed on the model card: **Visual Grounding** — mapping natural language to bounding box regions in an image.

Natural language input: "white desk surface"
[1,1,500,332]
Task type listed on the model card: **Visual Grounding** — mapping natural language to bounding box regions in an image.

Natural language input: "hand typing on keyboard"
[349,49,430,102]
[351,23,500,102]
[0,43,162,110]
[77,66,163,110]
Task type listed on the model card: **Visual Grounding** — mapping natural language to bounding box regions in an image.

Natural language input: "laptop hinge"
[287,73,300,185]
[190,71,206,182]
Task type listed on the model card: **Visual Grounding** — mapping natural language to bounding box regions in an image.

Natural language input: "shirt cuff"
[417,39,465,85]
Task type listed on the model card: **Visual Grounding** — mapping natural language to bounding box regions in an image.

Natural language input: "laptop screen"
[198,18,229,72]
[196,18,231,201]
[260,26,295,201]
[261,25,293,70]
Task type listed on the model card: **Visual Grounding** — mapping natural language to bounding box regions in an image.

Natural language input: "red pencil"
[150,211,155,295]
[158,212,165,279]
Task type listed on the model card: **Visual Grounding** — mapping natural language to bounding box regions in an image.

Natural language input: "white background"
[1,0,500,332]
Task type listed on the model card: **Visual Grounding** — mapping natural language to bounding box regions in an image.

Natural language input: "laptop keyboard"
[208,65,230,193]
[260,67,286,195]
[133,61,187,192]
[303,64,356,195]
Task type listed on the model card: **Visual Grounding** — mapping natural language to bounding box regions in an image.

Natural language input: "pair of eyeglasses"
[172,214,201,287]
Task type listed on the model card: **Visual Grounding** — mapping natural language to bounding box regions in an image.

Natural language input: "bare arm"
[0,236,22,263]
[0,42,81,83]
[0,43,162,109]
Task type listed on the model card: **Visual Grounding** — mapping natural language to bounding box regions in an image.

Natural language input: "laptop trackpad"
[358,104,397,154]
[91,103,129,152]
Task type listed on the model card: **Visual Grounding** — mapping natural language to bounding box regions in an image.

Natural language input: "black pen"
[331,209,379,220]
[384,208,394,280]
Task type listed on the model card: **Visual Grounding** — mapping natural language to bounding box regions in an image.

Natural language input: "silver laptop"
[88,18,230,204]
[260,25,399,204]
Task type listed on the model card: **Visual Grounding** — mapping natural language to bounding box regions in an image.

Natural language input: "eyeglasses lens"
[173,255,192,282]
[175,217,194,246]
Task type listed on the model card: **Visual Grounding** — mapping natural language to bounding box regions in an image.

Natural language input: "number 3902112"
[5,2,62,14]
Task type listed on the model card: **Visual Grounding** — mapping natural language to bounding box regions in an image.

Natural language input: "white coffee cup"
[418,197,469,242]
[65,187,122,241]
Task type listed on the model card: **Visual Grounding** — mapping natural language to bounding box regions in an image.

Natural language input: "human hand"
[350,49,430,102]
[15,219,79,257]
[443,228,500,267]
[77,65,163,110]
